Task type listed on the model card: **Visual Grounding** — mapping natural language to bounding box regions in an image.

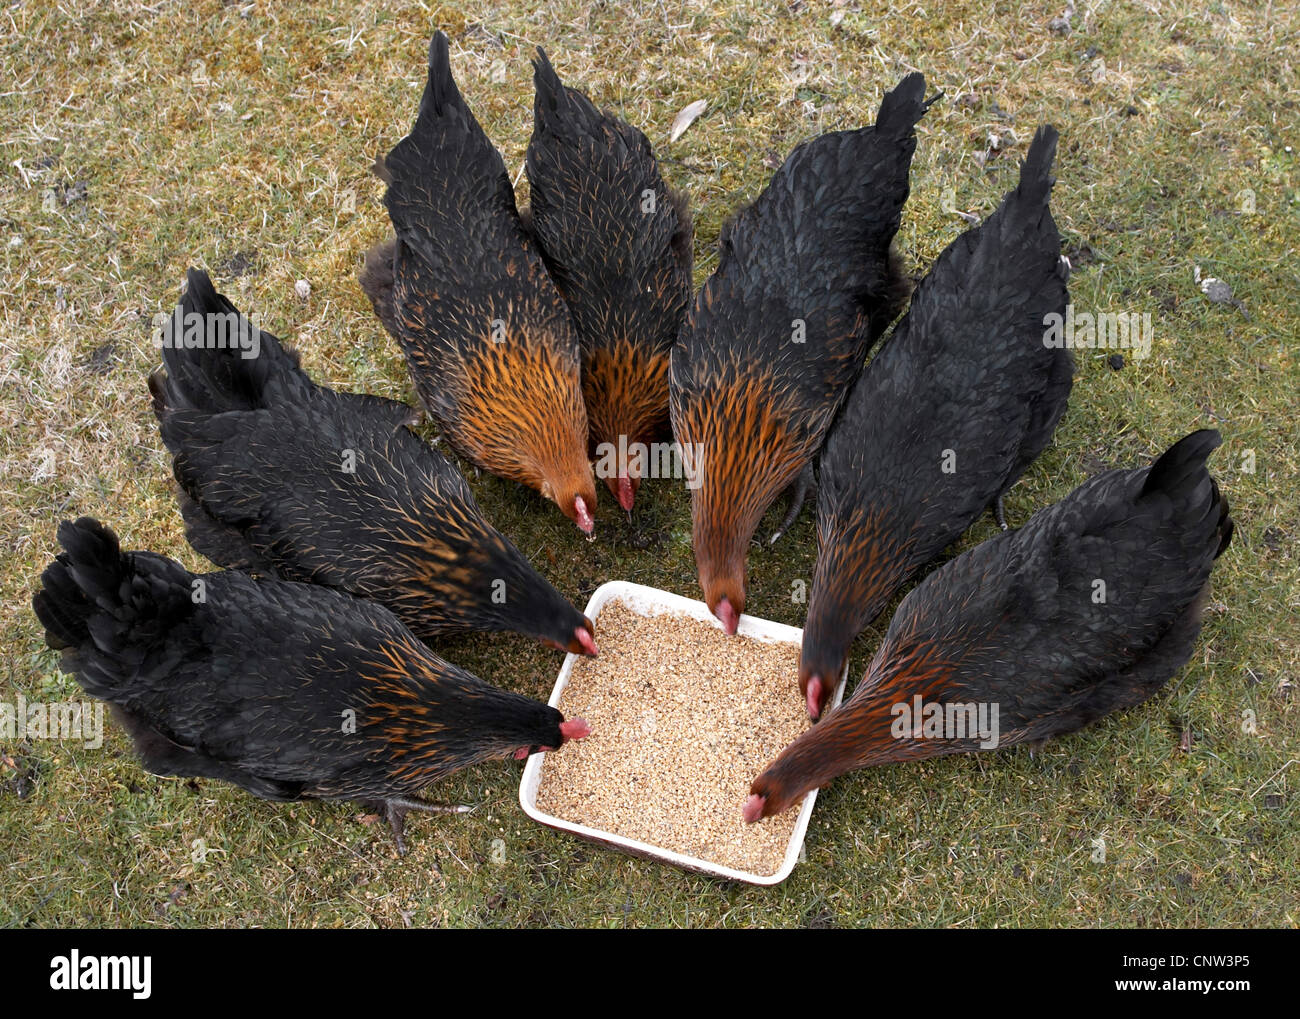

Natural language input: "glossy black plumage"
[33,518,587,850]
[670,72,935,632]
[526,48,693,512]
[360,32,596,532]
[747,430,1234,820]
[150,269,597,656]
[799,125,1073,718]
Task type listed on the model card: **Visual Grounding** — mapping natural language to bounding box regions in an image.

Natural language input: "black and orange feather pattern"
[799,126,1073,717]
[670,72,935,627]
[32,518,583,849]
[747,431,1234,820]
[580,340,673,462]
[526,48,693,510]
[151,269,596,656]
[674,364,816,618]
[360,32,596,531]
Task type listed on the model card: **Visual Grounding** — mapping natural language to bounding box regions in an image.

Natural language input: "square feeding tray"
[519,580,846,886]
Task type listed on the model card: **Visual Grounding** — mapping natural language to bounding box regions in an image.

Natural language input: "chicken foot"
[378,796,475,856]
[769,463,816,544]
[992,495,1009,531]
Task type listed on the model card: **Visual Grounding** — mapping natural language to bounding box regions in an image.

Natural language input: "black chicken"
[33,518,590,852]
[670,73,935,633]
[746,430,1234,821]
[151,269,598,657]
[361,32,597,533]
[799,125,1073,719]
[526,48,693,513]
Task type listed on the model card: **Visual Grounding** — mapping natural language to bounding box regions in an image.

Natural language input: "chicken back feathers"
[151,269,597,657]
[670,72,935,631]
[32,518,585,825]
[800,125,1073,718]
[360,32,596,532]
[748,430,1234,820]
[526,48,694,512]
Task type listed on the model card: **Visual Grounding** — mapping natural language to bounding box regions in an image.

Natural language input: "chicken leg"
[381,797,475,856]
[769,463,816,544]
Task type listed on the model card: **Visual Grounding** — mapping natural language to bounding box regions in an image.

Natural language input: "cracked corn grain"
[535,600,810,876]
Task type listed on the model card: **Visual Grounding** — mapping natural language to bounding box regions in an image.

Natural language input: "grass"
[1,0,1297,928]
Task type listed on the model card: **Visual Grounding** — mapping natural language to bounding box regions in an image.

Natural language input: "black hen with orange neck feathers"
[747,430,1234,821]
[151,269,597,658]
[525,48,693,514]
[33,518,590,852]
[360,32,597,534]
[670,73,935,634]
[800,125,1073,719]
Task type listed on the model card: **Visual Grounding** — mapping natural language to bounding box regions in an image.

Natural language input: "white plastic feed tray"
[519,580,847,886]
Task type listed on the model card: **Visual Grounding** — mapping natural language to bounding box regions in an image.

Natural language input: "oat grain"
[535,599,812,876]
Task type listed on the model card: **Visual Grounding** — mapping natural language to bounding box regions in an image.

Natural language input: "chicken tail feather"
[1141,428,1221,500]
[424,30,462,117]
[1014,124,1060,209]
[1140,428,1234,559]
[33,518,194,701]
[873,71,938,140]
[151,268,302,420]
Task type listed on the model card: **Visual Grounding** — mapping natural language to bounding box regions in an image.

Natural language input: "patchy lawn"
[1,0,1295,927]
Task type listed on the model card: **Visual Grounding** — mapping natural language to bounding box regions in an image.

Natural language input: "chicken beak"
[573,624,599,657]
[806,675,825,721]
[573,495,595,535]
[616,474,635,512]
[715,596,740,636]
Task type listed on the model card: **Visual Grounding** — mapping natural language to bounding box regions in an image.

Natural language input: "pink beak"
[743,794,766,824]
[806,675,825,720]
[513,718,589,760]
[574,626,598,657]
[715,596,739,636]
[573,496,594,534]
[616,474,635,512]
